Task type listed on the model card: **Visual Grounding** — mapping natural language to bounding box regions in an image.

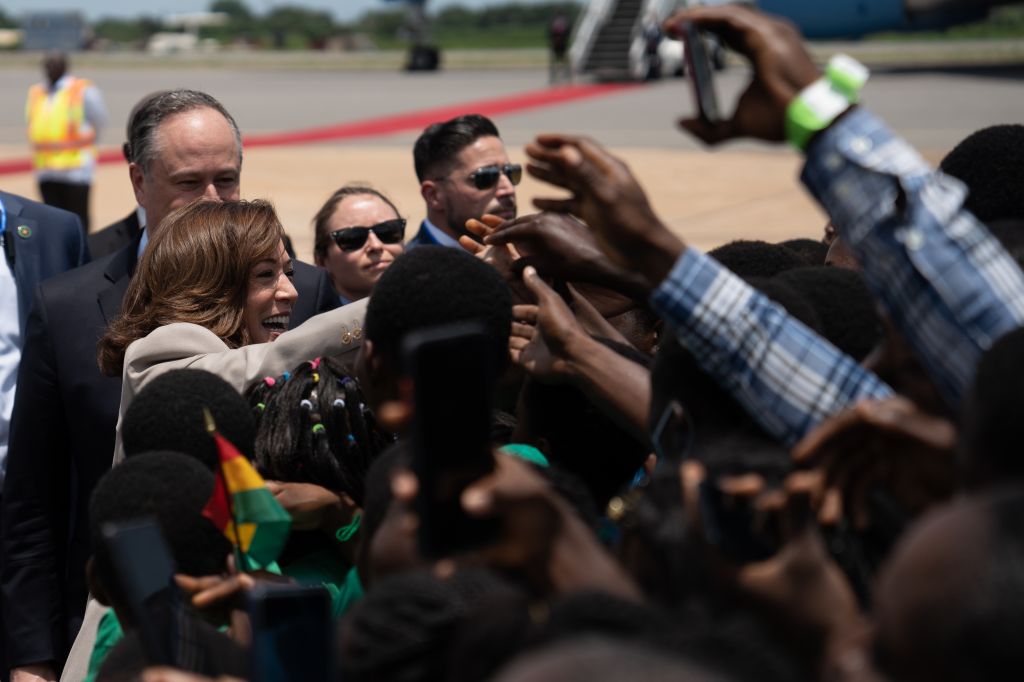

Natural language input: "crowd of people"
[1,4,1023,682]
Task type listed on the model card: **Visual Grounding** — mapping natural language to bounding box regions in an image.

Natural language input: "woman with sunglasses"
[313,186,406,305]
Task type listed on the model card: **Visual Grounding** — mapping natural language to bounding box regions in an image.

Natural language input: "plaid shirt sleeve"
[650,248,893,448]
[802,107,1024,408]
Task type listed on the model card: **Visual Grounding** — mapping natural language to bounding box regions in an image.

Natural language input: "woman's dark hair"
[246,357,393,505]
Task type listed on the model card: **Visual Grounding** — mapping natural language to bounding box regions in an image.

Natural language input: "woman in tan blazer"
[98,199,369,467]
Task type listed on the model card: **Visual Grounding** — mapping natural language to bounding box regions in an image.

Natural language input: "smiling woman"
[98,199,288,374]
[96,199,370,466]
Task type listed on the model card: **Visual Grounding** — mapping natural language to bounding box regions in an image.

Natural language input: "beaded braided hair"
[246,357,393,506]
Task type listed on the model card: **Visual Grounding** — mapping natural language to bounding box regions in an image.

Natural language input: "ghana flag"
[201,408,290,567]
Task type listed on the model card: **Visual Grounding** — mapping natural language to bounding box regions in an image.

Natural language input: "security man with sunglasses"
[410,113,520,248]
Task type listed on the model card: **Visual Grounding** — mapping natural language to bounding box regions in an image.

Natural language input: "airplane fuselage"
[757,0,1009,39]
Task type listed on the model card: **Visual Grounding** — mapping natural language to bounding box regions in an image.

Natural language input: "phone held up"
[681,21,721,125]
[403,321,498,558]
[101,518,195,669]
[247,584,333,682]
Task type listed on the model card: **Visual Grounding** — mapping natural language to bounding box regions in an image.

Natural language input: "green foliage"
[90,1,584,50]
[210,0,252,22]
[264,5,337,46]
[869,5,1024,41]
[93,16,162,44]
[363,2,583,49]
[0,5,15,29]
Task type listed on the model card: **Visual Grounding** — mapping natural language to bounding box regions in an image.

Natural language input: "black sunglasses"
[330,218,406,252]
[467,163,522,190]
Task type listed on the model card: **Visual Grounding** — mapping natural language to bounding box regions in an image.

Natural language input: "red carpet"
[0,81,637,176]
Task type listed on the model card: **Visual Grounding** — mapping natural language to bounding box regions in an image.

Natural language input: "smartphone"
[682,21,721,124]
[101,518,187,667]
[698,480,778,563]
[403,321,497,558]
[247,584,333,682]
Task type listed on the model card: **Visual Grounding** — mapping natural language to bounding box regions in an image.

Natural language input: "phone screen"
[101,519,183,667]
[248,585,332,682]
[682,21,720,124]
[403,321,497,558]
[698,480,777,563]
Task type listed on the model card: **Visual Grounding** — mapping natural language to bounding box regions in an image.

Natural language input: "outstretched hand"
[265,480,355,532]
[509,266,587,382]
[460,215,533,304]
[524,135,684,282]
[482,212,612,282]
[792,397,957,530]
[663,5,820,144]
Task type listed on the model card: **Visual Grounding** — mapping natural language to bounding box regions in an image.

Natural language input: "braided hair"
[246,357,393,506]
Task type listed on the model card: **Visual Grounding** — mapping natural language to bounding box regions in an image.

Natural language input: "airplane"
[756,0,1016,39]
[386,0,1019,74]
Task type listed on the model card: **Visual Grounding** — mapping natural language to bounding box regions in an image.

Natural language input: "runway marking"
[0,82,637,176]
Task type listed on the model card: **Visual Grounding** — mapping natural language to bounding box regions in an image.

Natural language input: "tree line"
[77,1,582,50]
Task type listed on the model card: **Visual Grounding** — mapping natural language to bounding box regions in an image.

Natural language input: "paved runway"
[0,61,1020,256]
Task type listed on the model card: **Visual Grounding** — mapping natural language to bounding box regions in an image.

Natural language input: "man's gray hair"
[125,89,243,173]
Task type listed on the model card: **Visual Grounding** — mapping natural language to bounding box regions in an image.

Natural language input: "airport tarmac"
[0,61,1020,259]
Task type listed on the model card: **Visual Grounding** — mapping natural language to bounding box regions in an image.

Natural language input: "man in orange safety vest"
[25,52,107,234]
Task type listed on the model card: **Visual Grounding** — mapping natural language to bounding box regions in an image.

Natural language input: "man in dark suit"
[86,209,140,259]
[0,192,88,334]
[408,113,519,248]
[0,192,87,681]
[0,90,338,682]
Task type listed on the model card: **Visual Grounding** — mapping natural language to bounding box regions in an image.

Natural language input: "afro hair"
[778,238,829,266]
[364,245,513,372]
[961,326,1024,486]
[708,240,807,279]
[89,451,232,602]
[940,124,1024,223]
[775,266,882,362]
[122,369,256,470]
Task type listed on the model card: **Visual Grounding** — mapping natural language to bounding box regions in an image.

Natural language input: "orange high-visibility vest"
[26,77,96,172]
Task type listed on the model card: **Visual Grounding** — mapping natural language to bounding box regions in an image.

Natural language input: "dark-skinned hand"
[175,553,291,613]
[792,397,957,530]
[265,480,356,533]
[524,134,684,281]
[459,215,533,305]
[566,283,631,346]
[663,4,820,144]
[482,212,615,282]
[392,452,640,599]
[704,471,866,672]
[509,266,588,383]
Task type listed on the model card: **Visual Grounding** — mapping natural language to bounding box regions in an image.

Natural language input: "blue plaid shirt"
[651,247,893,448]
[802,107,1024,408]
[652,107,1024,447]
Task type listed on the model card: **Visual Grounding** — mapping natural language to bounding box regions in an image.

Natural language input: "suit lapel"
[97,237,140,325]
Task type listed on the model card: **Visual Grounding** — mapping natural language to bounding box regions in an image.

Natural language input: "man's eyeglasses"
[330,218,406,252]
[465,164,523,190]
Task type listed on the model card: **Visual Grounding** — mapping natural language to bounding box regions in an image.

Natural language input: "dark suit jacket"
[407,220,447,249]
[0,233,337,670]
[87,211,140,260]
[0,191,89,334]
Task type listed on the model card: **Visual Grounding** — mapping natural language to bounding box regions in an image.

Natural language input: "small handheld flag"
[201,408,290,568]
